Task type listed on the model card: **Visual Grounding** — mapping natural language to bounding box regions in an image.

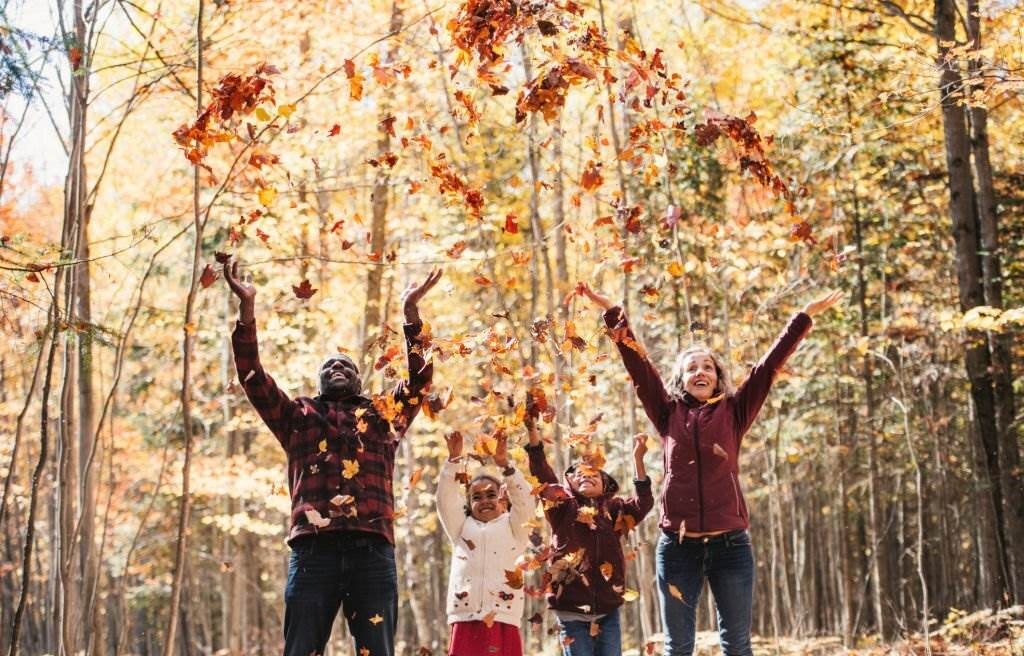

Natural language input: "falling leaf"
[342,459,360,479]
[407,468,423,489]
[580,160,603,191]
[504,569,524,589]
[482,611,497,628]
[214,251,232,264]
[258,187,277,206]
[504,214,519,234]
[360,648,370,656]
[712,443,728,459]
[667,260,685,278]
[199,264,217,288]
[463,537,476,551]
[623,588,640,602]
[277,103,296,118]
[328,124,341,136]
[292,279,317,299]
[369,613,384,625]
[599,562,614,581]
[562,636,576,647]
[474,275,493,286]
[589,621,600,637]
[318,439,328,453]
[669,583,685,601]
[528,612,543,631]
[576,506,598,529]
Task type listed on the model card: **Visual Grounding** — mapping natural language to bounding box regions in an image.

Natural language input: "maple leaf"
[199,264,217,288]
[258,187,277,207]
[576,506,598,529]
[329,123,341,136]
[369,613,384,625]
[379,114,397,136]
[504,569,524,589]
[342,459,360,479]
[292,279,317,299]
[580,161,603,191]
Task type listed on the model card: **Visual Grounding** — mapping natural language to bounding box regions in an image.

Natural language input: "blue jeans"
[656,530,754,656]
[283,532,398,656]
[557,607,622,656]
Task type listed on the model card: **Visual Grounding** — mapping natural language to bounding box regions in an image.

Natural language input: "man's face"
[568,465,604,498]
[319,355,361,397]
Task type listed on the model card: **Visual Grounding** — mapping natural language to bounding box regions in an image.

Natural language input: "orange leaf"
[599,562,614,581]
[504,569,524,589]
[482,611,497,628]
[504,214,519,234]
[668,583,685,601]
[369,613,384,625]
[408,468,423,489]
[589,621,600,637]
[199,264,217,288]
[342,459,360,479]
[580,160,603,191]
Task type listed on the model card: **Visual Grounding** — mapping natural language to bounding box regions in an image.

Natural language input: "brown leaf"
[292,279,317,299]
[668,583,685,601]
[199,264,217,288]
[504,569,525,589]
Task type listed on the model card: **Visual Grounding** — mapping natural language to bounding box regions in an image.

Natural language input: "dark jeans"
[556,607,621,656]
[656,530,754,656]
[283,532,397,656]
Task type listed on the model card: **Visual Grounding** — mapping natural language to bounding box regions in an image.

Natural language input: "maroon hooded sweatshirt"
[603,306,812,535]
[526,442,654,616]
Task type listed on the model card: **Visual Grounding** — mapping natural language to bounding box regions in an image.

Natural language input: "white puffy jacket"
[436,458,536,627]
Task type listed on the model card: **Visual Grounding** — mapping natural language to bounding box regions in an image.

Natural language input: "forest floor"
[632,606,1024,655]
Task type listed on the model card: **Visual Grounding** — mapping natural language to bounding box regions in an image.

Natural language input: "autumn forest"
[0,0,1022,654]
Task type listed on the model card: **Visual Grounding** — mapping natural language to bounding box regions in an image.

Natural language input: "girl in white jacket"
[437,431,536,656]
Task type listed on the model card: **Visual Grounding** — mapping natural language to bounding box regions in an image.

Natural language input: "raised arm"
[492,431,536,542]
[392,268,443,433]
[578,283,673,436]
[733,290,842,437]
[225,258,297,449]
[436,431,469,542]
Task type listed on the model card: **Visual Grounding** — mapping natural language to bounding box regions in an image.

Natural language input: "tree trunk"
[965,0,1023,602]
[934,0,1009,607]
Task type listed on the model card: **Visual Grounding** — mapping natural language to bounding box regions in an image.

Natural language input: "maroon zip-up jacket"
[603,307,812,534]
[526,442,653,616]
[232,320,431,545]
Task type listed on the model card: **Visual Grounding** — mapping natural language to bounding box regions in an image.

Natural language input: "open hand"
[493,430,509,468]
[402,268,443,322]
[803,290,843,317]
[223,258,256,323]
[444,431,463,461]
[576,282,612,310]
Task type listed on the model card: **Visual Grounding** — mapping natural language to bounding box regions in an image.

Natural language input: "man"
[224,258,442,656]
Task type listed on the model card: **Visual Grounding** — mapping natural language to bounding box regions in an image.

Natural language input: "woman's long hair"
[665,345,735,400]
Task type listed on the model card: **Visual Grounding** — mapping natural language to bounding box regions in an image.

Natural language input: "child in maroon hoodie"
[578,282,841,656]
[524,413,653,656]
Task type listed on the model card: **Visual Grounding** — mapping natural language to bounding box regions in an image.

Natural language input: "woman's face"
[681,352,719,401]
[468,479,506,522]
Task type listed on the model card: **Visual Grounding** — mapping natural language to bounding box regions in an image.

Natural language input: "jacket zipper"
[731,472,741,516]
[693,408,704,532]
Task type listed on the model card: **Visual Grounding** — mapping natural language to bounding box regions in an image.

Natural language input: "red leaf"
[329,124,341,137]
[292,279,317,299]
[199,264,217,288]
[504,214,519,234]
[580,161,603,191]
[214,251,232,264]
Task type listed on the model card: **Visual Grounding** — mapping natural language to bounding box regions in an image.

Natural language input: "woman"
[578,282,841,656]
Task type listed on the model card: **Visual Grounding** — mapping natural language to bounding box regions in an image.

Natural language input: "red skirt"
[448,620,523,656]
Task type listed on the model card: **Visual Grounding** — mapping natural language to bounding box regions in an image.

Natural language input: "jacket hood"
[563,463,620,500]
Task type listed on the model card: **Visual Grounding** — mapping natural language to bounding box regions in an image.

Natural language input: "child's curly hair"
[463,473,509,516]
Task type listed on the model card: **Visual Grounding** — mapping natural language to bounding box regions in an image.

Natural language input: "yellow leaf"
[254,107,271,122]
[369,613,384,625]
[278,103,296,118]
[342,459,360,479]
[666,260,684,278]
[258,187,277,207]
[318,439,328,453]
[622,588,639,602]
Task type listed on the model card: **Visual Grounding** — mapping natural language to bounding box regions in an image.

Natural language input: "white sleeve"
[436,458,468,543]
[503,467,537,543]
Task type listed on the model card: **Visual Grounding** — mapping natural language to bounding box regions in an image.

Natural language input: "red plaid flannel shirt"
[232,320,432,545]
